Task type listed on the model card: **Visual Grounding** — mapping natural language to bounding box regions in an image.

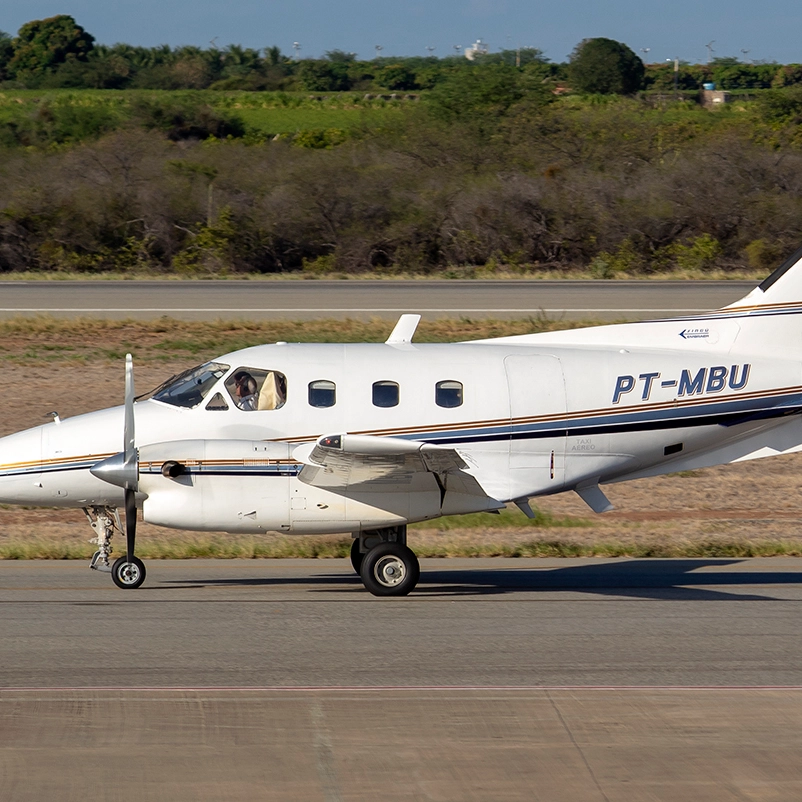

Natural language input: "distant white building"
[464,39,488,60]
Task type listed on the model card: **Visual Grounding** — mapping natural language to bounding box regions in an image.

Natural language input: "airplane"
[2,248,802,596]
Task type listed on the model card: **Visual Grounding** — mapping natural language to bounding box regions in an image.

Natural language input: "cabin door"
[504,354,567,497]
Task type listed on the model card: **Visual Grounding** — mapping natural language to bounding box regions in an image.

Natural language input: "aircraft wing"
[293,434,467,490]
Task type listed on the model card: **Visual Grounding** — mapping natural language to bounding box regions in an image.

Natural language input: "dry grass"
[0,314,592,365]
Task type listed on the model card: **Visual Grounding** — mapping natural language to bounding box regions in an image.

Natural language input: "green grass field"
[0,88,407,135]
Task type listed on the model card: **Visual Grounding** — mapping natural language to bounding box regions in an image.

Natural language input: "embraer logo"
[679,328,710,340]
[613,364,751,404]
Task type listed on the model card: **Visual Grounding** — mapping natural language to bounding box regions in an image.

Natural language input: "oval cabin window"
[435,380,463,408]
[372,381,399,408]
[309,380,336,408]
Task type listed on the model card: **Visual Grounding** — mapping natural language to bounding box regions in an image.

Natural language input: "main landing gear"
[84,505,147,590]
[352,526,420,597]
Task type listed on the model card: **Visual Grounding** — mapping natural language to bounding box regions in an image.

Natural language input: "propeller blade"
[124,353,136,469]
[89,355,140,492]
[123,354,137,565]
[125,487,137,564]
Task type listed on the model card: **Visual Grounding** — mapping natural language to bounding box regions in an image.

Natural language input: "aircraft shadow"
[161,559,802,601]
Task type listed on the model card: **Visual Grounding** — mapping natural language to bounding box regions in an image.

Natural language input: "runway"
[3,558,802,687]
[5,687,802,801]
[0,279,758,320]
[3,558,802,800]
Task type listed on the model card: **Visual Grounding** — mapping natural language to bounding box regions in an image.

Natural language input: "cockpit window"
[151,362,230,408]
[205,392,229,411]
[225,367,287,411]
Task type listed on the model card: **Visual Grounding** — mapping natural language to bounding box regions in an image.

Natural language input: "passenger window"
[436,380,463,408]
[225,368,287,411]
[373,380,399,408]
[309,380,336,408]
[205,392,229,411]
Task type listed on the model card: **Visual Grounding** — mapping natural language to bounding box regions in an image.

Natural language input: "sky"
[1,0,800,65]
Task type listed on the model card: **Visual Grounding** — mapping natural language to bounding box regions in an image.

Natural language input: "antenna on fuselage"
[386,314,421,345]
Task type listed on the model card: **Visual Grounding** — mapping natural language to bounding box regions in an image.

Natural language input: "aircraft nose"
[0,426,45,505]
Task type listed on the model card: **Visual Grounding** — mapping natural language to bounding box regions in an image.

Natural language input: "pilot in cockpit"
[233,370,258,410]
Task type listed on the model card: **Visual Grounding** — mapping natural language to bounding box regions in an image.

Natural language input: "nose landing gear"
[87,354,147,590]
[111,555,147,589]
[85,505,119,573]
[84,505,147,589]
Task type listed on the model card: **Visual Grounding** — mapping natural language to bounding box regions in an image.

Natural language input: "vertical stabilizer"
[726,245,802,310]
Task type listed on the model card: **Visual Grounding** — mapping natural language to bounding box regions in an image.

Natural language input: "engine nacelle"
[137,439,441,534]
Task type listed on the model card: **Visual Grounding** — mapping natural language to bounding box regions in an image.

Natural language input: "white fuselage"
[1,319,799,536]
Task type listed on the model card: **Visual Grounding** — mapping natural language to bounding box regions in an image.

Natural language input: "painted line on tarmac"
[0,307,709,314]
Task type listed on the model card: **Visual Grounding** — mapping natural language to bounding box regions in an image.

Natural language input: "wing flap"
[294,434,467,490]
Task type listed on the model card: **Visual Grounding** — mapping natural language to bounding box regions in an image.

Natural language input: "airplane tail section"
[725,244,802,311]
[471,244,802,353]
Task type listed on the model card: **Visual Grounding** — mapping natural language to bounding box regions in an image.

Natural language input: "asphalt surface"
[2,557,801,687]
[3,557,802,801]
[0,279,758,320]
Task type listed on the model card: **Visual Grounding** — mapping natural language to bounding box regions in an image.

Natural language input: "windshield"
[150,362,230,408]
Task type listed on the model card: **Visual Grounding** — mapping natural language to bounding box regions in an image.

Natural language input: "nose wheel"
[111,556,147,589]
[359,542,420,597]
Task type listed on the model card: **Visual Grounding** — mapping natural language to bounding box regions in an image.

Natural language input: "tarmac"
[4,686,801,801]
[2,557,802,800]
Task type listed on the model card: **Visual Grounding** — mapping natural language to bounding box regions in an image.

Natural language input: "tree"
[425,63,528,123]
[376,63,418,90]
[8,15,94,76]
[264,46,283,66]
[567,38,644,95]
[0,30,13,79]
[325,49,356,63]
[297,60,351,91]
[485,47,549,68]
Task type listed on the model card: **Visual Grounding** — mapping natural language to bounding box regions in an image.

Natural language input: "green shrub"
[745,238,782,271]
[130,96,245,140]
[292,127,348,148]
[590,238,643,277]
[668,234,722,272]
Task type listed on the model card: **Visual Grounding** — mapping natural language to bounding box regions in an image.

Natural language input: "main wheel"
[350,539,364,574]
[111,556,147,589]
[359,542,419,597]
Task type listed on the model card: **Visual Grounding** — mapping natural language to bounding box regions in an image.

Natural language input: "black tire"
[350,539,364,574]
[111,556,147,589]
[359,542,419,597]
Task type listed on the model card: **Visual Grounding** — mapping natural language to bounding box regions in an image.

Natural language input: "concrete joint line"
[546,690,611,802]
[310,699,344,802]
